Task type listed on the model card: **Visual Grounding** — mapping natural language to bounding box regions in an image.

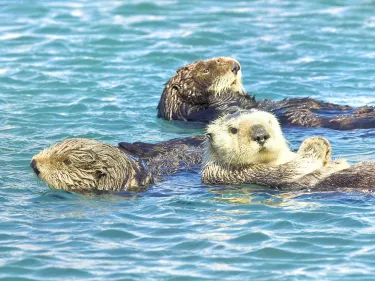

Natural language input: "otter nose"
[30,159,40,176]
[232,61,241,75]
[251,125,270,146]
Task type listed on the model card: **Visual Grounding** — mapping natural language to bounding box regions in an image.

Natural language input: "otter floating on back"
[201,110,354,189]
[31,110,375,193]
[157,57,375,130]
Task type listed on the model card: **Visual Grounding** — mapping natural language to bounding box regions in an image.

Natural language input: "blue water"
[1,0,375,280]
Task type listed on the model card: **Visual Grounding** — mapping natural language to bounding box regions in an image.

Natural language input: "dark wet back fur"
[313,162,375,190]
[119,136,205,180]
[156,58,375,129]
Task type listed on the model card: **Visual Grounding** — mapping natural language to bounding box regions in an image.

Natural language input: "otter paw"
[298,136,332,165]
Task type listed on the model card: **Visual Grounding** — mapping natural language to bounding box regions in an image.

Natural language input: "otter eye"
[206,133,213,141]
[63,159,71,165]
[203,68,209,74]
[230,127,238,134]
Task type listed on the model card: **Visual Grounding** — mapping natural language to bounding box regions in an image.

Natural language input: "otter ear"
[171,83,181,93]
[205,133,213,141]
[95,170,106,180]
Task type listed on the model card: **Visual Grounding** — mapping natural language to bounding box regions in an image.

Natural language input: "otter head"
[158,57,245,120]
[31,138,152,193]
[204,110,294,167]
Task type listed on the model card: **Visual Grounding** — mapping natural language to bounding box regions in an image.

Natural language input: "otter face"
[205,110,292,166]
[167,57,245,103]
[30,139,133,192]
[193,57,244,95]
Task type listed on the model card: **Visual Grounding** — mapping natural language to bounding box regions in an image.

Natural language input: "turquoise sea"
[1,0,375,280]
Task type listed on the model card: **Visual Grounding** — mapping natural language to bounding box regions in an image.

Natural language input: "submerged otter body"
[157,58,375,130]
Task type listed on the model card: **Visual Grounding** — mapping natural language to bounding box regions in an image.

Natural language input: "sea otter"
[30,138,154,192]
[31,137,203,193]
[31,134,332,193]
[201,109,375,190]
[157,57,375,130]
[31,110,374,193]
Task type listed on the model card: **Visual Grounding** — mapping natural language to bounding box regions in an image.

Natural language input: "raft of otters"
[31,110,375,193]
[157,57,375,130]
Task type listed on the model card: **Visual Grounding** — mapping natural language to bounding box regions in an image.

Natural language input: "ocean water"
[1,0,375,280]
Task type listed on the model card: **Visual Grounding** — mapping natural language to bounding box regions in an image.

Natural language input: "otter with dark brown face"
[157,58,375,130]
[157,57,256,121]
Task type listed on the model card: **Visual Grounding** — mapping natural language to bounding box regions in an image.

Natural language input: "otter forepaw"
[298,136,332,165]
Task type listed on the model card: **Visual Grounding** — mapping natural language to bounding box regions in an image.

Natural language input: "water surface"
[1,0,375,280]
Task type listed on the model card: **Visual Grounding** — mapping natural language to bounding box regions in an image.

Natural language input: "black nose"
[232,61,241,75]
[251,125,270,146]
[30,159,40,176]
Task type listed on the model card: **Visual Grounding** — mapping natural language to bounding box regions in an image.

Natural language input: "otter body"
[31,111,375,193]
[31,137,203,193]
[157,58,375,130]
[201,110,374,190]
[157,57,251,121]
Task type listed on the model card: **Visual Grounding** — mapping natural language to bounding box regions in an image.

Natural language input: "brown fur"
[157,57,251,121]
[313,162,375,190]
[157,58,375,130]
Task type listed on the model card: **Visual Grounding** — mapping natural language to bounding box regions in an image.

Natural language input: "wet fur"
[32,139,153,192]
[201,111,345,187]
[201,110,374,189]
[157,57,249,121]
[32,112,375,192]
[32,137,203,193]
[157,58,375,130]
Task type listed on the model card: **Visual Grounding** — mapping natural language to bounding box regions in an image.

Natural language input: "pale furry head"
[204,110,293,167]
[31,138,152,193]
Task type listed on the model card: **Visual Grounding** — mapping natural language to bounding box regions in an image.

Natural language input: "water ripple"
[1,0,375,280]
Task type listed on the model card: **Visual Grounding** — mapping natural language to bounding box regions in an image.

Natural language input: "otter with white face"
[202,110,351,188]
[205,110,296,167]
[157,57,255,121]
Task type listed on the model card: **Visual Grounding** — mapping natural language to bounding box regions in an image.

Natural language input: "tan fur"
[31,139,153,192]
[202,110,349,187]
[208,58,244,95]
